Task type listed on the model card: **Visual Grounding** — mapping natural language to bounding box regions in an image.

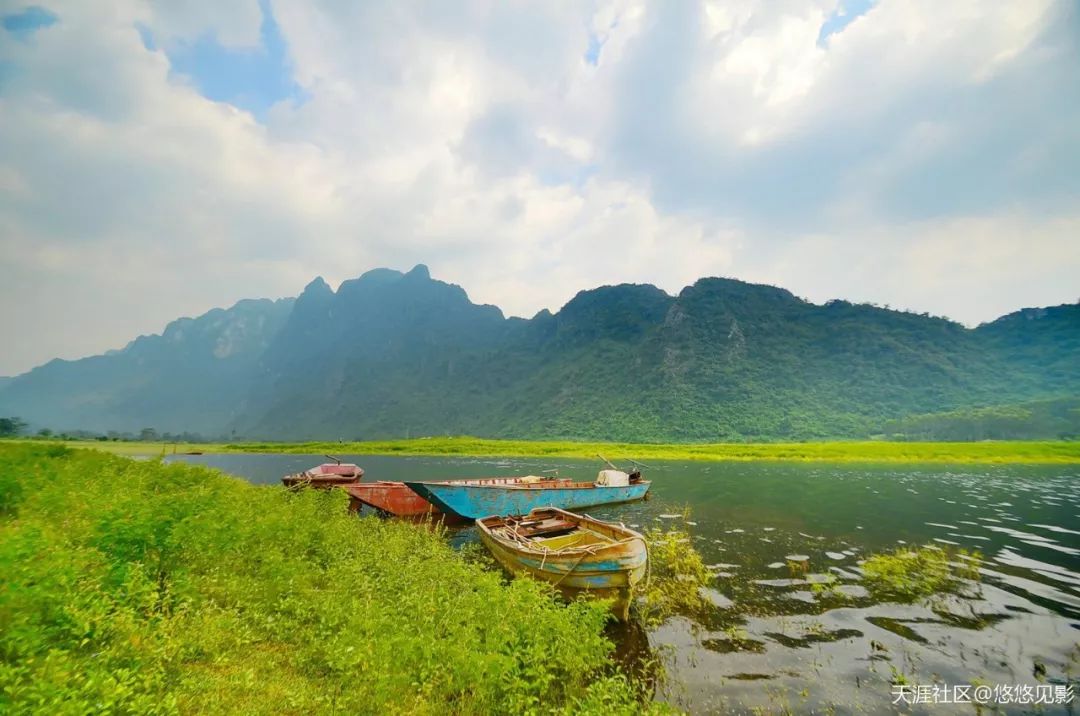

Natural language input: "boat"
[477,507,648,620]
[344,476,544,518]
[403,469,650,520]
[281,458,364,489]
[342,481,442,518]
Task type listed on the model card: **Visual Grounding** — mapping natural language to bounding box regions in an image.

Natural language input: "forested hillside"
[881,397,1080,441]
[1,266,1076,441]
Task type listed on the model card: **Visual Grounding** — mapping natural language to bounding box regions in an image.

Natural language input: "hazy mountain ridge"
[0,297,295,435]
[1,266,1077,441]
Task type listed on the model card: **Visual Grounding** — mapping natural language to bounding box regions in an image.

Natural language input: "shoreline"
[12,437,1080,464]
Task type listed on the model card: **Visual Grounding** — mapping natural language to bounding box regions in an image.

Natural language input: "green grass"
[861,545,982,601]
[14,436,1080,463]
[0,444,664,714]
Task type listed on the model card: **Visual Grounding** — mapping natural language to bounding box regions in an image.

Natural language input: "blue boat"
[403,469,650,520]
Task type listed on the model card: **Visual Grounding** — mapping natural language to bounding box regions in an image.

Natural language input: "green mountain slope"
[0,266,1076,441]
[239,269,1080,441]
[239,265,510,439]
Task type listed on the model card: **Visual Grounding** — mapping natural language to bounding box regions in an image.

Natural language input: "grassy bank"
[16,436,1080,463]
[0,444,660,714]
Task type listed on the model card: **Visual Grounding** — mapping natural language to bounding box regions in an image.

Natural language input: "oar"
[596,454,619,470]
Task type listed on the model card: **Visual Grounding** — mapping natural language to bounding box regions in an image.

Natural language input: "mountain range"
[1,265,1077,442]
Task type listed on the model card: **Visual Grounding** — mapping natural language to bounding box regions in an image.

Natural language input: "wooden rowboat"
[477,507,648,621]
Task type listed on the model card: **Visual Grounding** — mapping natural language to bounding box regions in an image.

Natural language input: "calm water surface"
[169,454,1080,714]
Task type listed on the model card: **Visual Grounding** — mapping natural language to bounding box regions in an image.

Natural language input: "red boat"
[343,481,442,518]
[282,459,364,489]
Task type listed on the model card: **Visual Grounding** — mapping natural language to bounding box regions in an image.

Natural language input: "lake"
[168,453,1080,714]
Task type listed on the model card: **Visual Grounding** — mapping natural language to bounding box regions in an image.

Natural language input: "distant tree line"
[0,417,28,437]
[4,395,1079,445]
[881,398,1080,441]
[0,417,216,443]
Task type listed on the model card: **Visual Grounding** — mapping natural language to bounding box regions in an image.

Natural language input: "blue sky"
[1,5,56,37]
[144,0,304,120]
[817,0,876,45]
[0,0,1077,374]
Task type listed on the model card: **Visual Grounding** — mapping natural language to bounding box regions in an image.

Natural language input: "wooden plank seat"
[515,518,578,538]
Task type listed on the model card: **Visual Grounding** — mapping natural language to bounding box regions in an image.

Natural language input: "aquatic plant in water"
[637,521,713,628]
[808,573,847,599]
[860,545,982,601]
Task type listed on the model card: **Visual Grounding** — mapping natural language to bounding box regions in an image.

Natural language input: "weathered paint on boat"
[477,507,648,621]
[403,480,651,520]
[342,481,441,518]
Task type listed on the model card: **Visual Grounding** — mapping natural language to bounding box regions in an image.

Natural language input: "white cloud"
[0,0,1076,375]
[536,127,594,163]
[145,0,263,48]
[747,213,1080,325]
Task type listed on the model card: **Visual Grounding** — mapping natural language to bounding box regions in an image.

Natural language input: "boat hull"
[404,481,651,520]
[343,482,441,518]
[478,509,648,620]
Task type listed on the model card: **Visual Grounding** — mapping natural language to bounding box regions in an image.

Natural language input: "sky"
[0,0,1078,376]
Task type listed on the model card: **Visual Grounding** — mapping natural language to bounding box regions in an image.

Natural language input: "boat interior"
[456,476,589,488]
[481,510,619,551]
[425,472,645,489]
[516,479,595,489]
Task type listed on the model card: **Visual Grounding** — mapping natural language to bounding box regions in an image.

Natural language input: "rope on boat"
[551,548,596,587]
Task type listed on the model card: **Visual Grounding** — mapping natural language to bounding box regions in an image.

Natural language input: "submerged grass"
[860,545,982,601]
[13,436,1080,463]
[638,523,713,628]
[0,444,666,714]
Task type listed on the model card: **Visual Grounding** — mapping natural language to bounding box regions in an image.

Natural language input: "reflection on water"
[169,454,1080,713]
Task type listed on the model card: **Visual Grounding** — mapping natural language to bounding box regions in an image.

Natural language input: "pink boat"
[281,459,364,488]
